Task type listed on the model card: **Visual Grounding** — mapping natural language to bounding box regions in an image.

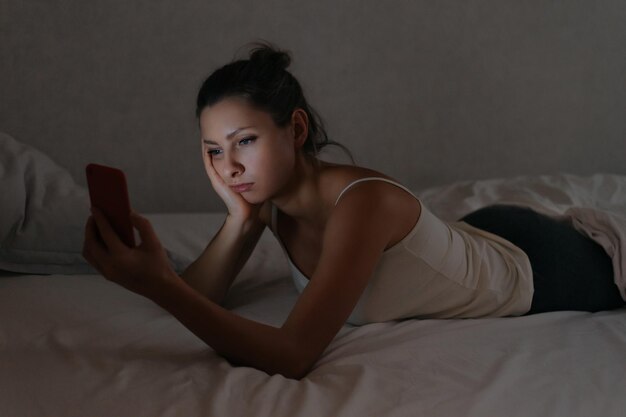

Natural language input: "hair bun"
[248,43,291,71]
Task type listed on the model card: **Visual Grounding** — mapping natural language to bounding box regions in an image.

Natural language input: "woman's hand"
[203,152,261,223]
[82,207,179,303]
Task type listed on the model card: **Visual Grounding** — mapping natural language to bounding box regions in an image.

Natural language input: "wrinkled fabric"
[419,173,626,301]
[3,171,626,416]
[565,207,626,300]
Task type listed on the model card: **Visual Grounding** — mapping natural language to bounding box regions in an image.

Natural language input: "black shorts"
[460,204,625,314]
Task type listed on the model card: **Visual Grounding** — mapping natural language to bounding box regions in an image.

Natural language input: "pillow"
[0,132,186,274]
[0,132,94,274]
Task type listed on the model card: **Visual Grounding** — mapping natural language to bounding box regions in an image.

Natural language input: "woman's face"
[199,97,300,204]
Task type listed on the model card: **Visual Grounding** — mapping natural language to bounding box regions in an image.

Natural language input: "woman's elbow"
[279,356,315,380]
[277,342,320,380]
[223,344,317,380]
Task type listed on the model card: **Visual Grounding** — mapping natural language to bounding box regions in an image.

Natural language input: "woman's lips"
[229,183,253,193]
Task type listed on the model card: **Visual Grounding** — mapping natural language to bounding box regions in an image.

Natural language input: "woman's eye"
[239,136,257,146]
[207,149,222,156]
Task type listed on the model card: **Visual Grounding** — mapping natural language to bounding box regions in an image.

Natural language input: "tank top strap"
[270,203,278,233]
[334,177,418,206]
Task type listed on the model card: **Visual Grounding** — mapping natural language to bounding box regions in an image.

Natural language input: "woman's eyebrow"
[203,126,254,144]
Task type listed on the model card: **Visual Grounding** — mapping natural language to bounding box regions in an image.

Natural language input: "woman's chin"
[240,192,264,205]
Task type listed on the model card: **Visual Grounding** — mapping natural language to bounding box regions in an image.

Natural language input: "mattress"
[2,174,626,417]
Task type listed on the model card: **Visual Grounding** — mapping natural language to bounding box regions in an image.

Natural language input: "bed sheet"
[2,174,626,417]
[2,268,625,417]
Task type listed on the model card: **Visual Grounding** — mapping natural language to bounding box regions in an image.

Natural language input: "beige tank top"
[271,177,534,325]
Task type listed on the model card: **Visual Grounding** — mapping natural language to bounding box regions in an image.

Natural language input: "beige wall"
[2,0,625,212]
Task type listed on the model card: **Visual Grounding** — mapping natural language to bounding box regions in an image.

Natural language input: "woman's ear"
[291,108,308,149]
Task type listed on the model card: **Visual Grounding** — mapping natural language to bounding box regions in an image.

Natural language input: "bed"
[2,133,626,417]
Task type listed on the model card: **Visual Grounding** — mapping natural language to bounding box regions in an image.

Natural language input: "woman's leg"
[460,204,625,314]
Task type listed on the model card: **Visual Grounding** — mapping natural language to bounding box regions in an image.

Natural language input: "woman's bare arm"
[181,209,267,305]
[181,142,271,305]
[157,185,396,378]
[84,185,396,380]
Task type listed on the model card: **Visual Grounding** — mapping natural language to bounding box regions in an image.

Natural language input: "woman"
[83,42,625,379]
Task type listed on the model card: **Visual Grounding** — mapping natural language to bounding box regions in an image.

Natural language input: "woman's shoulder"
[317,162,406,204]
[318,162,394,190]
[318,163,421,250]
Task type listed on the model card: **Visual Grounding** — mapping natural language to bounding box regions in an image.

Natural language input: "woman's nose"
[223,153,244,178]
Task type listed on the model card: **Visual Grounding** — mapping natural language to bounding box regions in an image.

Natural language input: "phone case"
[85,163,136,247]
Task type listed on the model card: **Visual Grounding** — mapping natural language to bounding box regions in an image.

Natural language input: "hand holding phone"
[85,163,136,247]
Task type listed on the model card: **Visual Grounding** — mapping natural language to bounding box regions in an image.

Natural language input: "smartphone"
[85,163,136,247]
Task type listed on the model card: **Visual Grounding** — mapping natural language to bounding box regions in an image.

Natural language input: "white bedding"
[2,174,626,417]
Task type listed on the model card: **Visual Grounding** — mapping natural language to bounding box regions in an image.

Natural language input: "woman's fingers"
[83,215,107,271]
[204,155,253,216]
[89,207,127,254]
[130,212,161,250]
[82,208,176,299]
[205,155,228,191]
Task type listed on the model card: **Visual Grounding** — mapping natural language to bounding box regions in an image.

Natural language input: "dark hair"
[196,41,352,161]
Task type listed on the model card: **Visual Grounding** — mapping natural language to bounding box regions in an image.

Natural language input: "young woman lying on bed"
[82,42,625,380]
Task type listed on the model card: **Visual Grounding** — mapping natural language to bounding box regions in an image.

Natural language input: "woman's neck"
[270,154,330,227]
